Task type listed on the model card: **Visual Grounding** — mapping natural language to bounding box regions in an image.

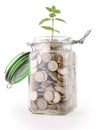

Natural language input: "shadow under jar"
[28,36,77,115]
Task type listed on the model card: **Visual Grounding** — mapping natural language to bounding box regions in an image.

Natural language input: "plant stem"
[51,18,54,41]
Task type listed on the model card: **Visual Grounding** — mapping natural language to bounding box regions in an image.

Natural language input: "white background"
[0,0,96,130]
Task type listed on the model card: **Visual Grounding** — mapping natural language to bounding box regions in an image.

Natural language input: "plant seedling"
[39,5,66,41]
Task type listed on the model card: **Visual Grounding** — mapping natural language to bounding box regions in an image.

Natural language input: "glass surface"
[28,37,76,115]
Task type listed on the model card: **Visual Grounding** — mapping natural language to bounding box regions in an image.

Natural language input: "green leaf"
[46,7,52,12]
[54,29,60,33]
[52,6,56,10]
[39,18,51,25]
[49,13,56,18]
[55,10,61,13]
[41,26,53,31]
[55,18,67,23]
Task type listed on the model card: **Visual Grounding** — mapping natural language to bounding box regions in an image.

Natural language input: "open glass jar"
[28,36,77,115]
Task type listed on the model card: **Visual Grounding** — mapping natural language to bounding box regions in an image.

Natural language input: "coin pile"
[29,44,76,114]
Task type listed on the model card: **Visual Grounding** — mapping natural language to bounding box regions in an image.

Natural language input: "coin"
[44,90,54,102]
[30,101,38,112]
[57,53,63,63]
[37,88,45,93]
[53,92,61,103]
[37,54,42,64]
[53,81,64,87]
[48,104,57,109]
[48,61,58,72]
[55,86,65,94]
[37,98,48,110]
[51,53,58,61]
[31,67,37,74]
[34,71,44,82]
[36,43,50,52]
[57,68,66,76]
[46,86,54,91]
[31,59,37,68]
[42,53,51,63]
[49,72,58,81]
[57,102,66,113]
[38,62,46,69]
[30,90,38,101]
[42,71,48,81]
[58,74,64,82]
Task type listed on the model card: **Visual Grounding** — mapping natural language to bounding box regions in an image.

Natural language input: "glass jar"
[28,36,77,115]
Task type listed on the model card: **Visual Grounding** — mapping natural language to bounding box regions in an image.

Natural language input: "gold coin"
[34,71,44,82]
[49,72,58,81]
[53,92,61,103]
[57,53,63,63]
[37,98,48,110]
[57,68,66,76]
[30,90,38,101]
[55,86,65,94]
[57,102,66,113]
[44,90,54,102]
[48,104,57,109]
[42,53,51,63]
[48,60,58,72]
[58,74,64,82]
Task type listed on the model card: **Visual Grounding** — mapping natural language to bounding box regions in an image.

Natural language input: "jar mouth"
[33,36,73,45]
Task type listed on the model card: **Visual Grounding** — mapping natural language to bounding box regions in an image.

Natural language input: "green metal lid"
[5,52,30,85]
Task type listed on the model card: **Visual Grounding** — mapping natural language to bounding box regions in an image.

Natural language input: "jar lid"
[5,52,30,85]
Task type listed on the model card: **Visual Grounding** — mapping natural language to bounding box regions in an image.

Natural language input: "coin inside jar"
[34,71,44,82]
[57,68,66,76]
[30,101,38,112]
[53,92,61,103]
[30,59,37,68]
[48,60,58,72]
[55,86,65,94]
[44,90,54,102]
[37,98,48,111]
[42,71,48,81]
[30,90,38,101]
[37,54,42,64]
[31,67,37,74]
[42,53,51,63]
[49,72,58,81]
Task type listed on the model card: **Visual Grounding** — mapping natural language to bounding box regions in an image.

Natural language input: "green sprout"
[39,5,66,41]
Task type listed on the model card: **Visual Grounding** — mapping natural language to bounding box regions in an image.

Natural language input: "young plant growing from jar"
[39,5,66,41]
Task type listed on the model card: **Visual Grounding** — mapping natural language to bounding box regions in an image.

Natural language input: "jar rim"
[33,36,73,45]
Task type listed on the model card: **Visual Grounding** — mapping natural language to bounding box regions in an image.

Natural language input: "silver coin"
[37,54,42,64]
[42,71,48,81]
[30,59,37,68]
[37,98,48,111]
[42,53,51,63]
[48,60,58,72]
[30,91,38,101]
[44,90,54,102]
[30,101,38,112]
[34,71,44,82]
